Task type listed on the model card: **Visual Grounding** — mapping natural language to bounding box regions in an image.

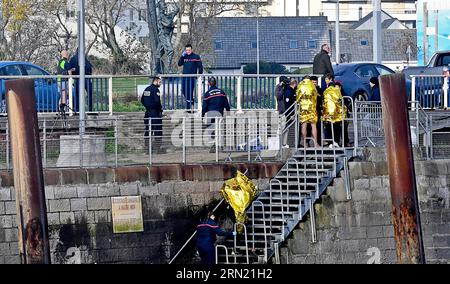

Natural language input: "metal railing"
[0,75,112,115]
[411,75,449,109]
[0,111,282,169]
[1,74,320,115]
[353,101,432,159]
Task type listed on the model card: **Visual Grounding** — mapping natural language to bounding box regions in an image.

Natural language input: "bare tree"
[86,0,147,74]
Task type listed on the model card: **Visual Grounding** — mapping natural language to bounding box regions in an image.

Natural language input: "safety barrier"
[411,75,449,109]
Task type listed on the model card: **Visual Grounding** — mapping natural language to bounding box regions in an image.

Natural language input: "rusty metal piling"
[6,79,50,264]
[379,73,425,264]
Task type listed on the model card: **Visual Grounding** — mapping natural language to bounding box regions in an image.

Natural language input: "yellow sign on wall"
[111,196,144,233]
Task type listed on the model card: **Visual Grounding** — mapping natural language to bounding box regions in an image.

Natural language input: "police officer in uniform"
[141,77,163,151]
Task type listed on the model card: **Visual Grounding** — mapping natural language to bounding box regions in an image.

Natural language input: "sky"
[417,0,450,65]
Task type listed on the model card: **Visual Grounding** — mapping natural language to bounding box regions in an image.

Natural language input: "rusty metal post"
[6,79,51,264]
[379,74,425,264]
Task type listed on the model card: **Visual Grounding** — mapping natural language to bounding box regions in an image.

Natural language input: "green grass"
[113,101,146,112]
[113,77,149,97]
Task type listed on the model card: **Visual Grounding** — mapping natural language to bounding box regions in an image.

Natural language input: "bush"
[243,61,290,74]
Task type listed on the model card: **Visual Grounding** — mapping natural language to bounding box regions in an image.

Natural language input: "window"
[139,9,147,21]
[437,55,450,67]
[375,65,394,76]
[355,65,376,78]
[130,9,134,22]
[307,40,317,49]
[289,40,298,49]
[251,41,257,49]
[0,65,22,76]
[139,37,149,46]
[23,65,46,76]
[360,40,368,46]
[214,40,223,51]
[66,9,75,19]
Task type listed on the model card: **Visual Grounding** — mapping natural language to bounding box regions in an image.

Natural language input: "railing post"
[182,117,186,164]
[411,76,416,109]
[6,122,10,170]
[79,119,83,168]
[115,118,118,168]
[108,77,113,115]
[197,75,203,113]
[430,115,434,160]
[236,76,243,112]
[68,77,74,116]
[443,76,449,109]
[43,119,47,168]
[215,118,220,163]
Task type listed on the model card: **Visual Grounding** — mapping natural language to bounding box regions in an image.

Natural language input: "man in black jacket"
[313,44,334,78]
[178,44,203,111]
[202,77,230,142]
[69,49,94,112]
[141,77,163,151]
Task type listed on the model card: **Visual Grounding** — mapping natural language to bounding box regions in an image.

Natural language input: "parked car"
[0,61,60,113]
[402,51,450,108]
[403,50,450,77]
[333,63,411,101]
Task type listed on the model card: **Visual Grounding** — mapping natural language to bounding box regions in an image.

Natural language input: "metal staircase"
[215,145,353,264]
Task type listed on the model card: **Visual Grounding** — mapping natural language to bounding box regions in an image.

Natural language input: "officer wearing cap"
[141,77,163,151]
[202,77,230,117]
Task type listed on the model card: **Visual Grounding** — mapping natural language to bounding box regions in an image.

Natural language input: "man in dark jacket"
[276,76,290,114]
[69,49,94,112]
[178,44,203,111]
[141,77,163,151]
[202,77,230,142]
[369,77,381,101]
[196,212,236,264]
[202,77,230,117]
[313,44,334,78]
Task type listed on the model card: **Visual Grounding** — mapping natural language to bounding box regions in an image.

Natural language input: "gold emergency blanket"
[322,86,347,123]
[296,79,318,124]
[220,171,257,233]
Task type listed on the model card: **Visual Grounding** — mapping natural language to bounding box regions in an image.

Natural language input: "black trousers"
[144,112,162,146]
[324,121,349,146]
[73,79,93,112]
[181,77,196,110]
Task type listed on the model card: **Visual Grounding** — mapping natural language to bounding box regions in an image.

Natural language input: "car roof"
[0,61,38,68]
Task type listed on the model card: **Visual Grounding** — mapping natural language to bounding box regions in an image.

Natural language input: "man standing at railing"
[141,77,163,152]
[69,49,94,112]
[56,50,75,113]
[178,44,203,112]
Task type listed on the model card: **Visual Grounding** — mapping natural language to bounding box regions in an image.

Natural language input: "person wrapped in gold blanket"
[296,77,320,147]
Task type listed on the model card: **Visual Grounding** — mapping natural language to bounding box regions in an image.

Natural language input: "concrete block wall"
[0,163,282,264]
[281,160,450,264]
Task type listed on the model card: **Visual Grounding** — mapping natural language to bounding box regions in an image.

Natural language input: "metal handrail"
[233,222,249,264]
[215,245,230,264]
[251,200,268,263]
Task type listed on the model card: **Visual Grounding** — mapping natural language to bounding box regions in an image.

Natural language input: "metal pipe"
[6,79,51,264]
[423,2,429,66]
[335,0,340,64]
[78,0,86,133]
[373,0,382,64]
[379,73,425,264]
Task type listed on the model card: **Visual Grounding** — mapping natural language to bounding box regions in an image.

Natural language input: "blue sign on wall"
[417,0,450,66]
